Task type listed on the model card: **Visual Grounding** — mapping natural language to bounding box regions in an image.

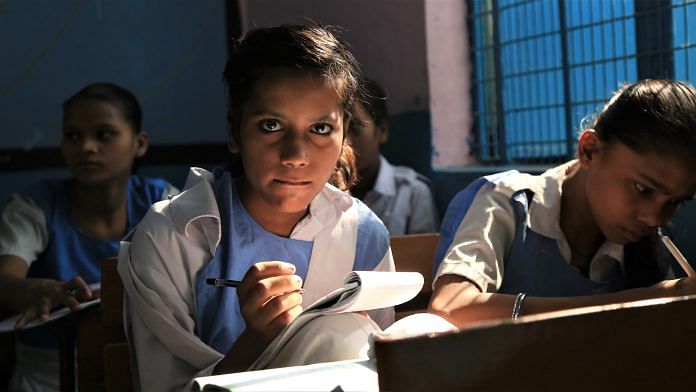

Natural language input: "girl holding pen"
[430,79,696,326]
[118,25,394,391]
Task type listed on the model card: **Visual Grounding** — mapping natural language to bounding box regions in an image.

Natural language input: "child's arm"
[214,261,303,374]
[429,273,696,327]
[0,202,95,328]
[0,255,93,327]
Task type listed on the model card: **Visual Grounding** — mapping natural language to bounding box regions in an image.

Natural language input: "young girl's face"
[230,68,345,217]
[582,134,696,244]
[62,100,147,186]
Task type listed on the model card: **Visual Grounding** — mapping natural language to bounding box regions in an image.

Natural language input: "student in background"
[119,25,394,391]
[348,79,439,235]
[429,79,696,327]
[0,83,176,391]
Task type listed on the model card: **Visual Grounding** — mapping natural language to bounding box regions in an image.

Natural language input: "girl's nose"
[280,133,309,167]
[80,137,99,154]
[637,203,668,229]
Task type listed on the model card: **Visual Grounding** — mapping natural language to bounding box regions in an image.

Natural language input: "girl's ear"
[227,109,241,154]
[577,129,601,168]
[134,131,149,158]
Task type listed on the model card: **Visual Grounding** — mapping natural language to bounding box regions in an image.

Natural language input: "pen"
[658,228,696,277]
[206,278,242,288]
[205,277,305,297]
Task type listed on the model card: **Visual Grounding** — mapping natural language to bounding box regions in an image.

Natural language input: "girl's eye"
[98,130,116,140]
[634,182,652,194]
[311,123,334,135]
[260,120,281,132]
[63,132,80,141]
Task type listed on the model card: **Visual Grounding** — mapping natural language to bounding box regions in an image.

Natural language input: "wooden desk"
[375,295,696,391]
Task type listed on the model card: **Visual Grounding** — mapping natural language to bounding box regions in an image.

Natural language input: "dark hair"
[63,82,143,133]
[591,79,696,288]
[360,78,388,125]
[223,24,359,191]
[592,79,696,162]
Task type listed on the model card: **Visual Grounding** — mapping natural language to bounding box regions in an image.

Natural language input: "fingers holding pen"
[237,261,304,341]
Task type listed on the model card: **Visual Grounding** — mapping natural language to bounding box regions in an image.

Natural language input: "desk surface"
[375,294,696,391]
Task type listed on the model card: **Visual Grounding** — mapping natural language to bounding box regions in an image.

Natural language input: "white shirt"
[363,156,439,235]
[435,161,624,293]
[118,168,394,391]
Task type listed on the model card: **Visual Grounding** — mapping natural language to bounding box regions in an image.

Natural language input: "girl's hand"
[15,276,93,329]
[237,261,303,343]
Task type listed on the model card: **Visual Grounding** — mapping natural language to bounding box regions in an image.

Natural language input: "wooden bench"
[59,257,133,392]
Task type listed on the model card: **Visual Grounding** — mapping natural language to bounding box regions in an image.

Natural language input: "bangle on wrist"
[512,292,527,320]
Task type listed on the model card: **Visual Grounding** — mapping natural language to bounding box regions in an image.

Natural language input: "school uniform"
[119,167,395,391]
[362,155,439,235]
[433,160,626,295]
[0,175,175,392]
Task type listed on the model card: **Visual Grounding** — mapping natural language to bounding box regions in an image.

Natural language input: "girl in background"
[0,82,176,391]
[430,79,696,326]
[119,25,394,391]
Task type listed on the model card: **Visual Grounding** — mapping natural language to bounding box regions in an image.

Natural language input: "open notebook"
[193,271,426,390]
[250,270,424,370]
[0,283,101,333]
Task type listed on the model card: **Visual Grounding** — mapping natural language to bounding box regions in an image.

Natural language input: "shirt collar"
[168,167,221,255]
[495,160,624,265]
[290,183,353,240]
[167,167,354,246]
[371,155,396,197]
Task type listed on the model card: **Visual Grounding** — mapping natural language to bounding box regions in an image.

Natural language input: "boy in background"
[349,79,439,235]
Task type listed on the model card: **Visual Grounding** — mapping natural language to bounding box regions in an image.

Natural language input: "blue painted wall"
[1,1,228,148]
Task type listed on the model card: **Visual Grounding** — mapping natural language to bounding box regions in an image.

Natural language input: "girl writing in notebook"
[430,79,696,326]
[119,24,394,390]
[0,83,175,391]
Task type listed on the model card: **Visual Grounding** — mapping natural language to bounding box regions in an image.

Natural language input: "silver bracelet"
[512,292,527,320]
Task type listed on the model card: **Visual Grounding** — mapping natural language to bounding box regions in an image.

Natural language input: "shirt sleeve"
[0,193,48,266]
[119,205,223,392]
[406,179,440,234]
[433,184,516,293]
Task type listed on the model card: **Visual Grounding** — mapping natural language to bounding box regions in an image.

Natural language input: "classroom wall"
[0,1,229,199]
[2,1,695,266]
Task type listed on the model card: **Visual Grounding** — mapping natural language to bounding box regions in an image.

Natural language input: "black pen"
[206,278,242,288]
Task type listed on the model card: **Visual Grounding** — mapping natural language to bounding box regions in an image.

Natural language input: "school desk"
[375,294,696,391]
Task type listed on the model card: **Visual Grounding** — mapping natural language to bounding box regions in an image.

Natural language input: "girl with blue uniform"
[430,79,696,327]
[118,25,394,391]
[0,83,176,391]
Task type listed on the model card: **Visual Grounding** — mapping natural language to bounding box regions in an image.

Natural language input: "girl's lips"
[623,227,649,242]
[274,179,311,186]
[75,162,103,169]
